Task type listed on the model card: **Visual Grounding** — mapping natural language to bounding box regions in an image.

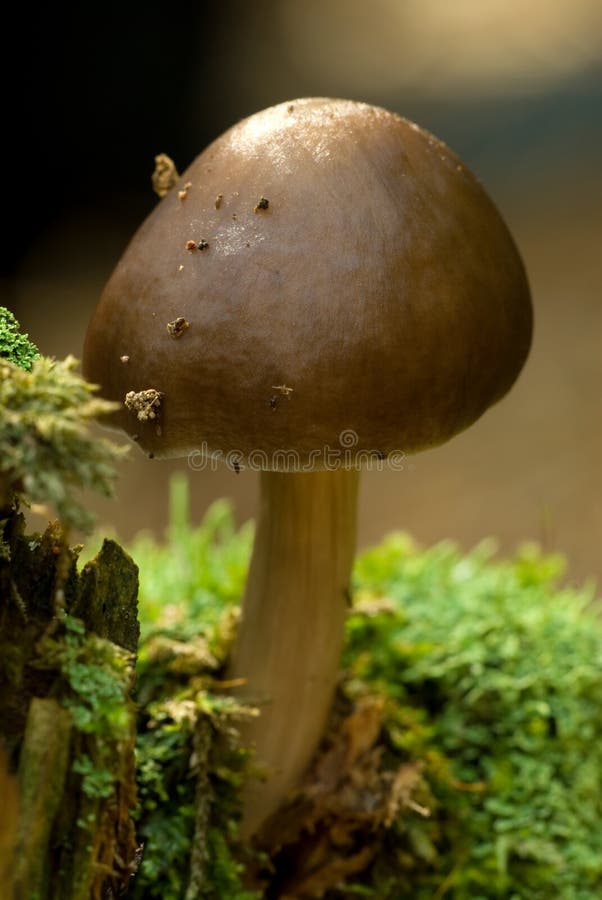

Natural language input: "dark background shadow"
[3,1,601,585]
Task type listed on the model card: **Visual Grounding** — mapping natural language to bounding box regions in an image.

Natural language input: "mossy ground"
[126,474,602,899]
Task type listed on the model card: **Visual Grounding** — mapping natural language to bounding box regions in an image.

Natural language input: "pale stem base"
[228,468,360,838]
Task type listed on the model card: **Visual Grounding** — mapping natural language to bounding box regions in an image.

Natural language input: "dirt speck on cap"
[215,193,223,209]
[166,317,190,339]
[120,355,130,364]
[254,197,270,212]
[152,154,179,198]
[186,240,197,252]
[124,389,163,421]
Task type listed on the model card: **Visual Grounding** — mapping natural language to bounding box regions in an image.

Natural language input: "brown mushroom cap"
[83,97,532,468]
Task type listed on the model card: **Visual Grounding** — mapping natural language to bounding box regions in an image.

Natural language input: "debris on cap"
[254,197,270,212]
[185,238,210,252]
[272,384,293,397]
[124,389,164,421]
[152,154,179,198]
[166,317,190,339]
[120,355,130,364]
[178,182,193,202]
[215,193,224,209]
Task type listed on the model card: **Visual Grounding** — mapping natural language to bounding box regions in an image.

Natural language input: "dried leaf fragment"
[350,596,397,618]
[385,762,429,826]
[152,154,179,197]
[142,634,218,674]
[342,695,385,769]
[124,389,163,421]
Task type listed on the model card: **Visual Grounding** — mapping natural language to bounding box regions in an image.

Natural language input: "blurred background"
[2,0,601,585]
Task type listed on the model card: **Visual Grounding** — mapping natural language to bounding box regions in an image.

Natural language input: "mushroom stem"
[228,467,360,837]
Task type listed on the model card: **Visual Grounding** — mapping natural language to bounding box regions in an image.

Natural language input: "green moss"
[0,354,126,530]
[0,307,40,370]
[131,639,260,898]
[346,536,602,898]
[131,473,252,646]
[72,755,116,800]
[37,613,133,741]
[132,700,197,898]
[129,477,602,899]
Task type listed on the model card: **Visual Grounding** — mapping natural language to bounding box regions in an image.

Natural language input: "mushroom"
[82,98,532,837]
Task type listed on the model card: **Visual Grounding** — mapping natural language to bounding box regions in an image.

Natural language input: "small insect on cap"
[83,98,532,468]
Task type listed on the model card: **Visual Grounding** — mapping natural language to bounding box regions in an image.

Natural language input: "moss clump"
[342,538,602,898]
[132,689,260,900]
[0,354,126,530]
[0,307,40,371]
[129,477,602,899]
[129,479,259,898]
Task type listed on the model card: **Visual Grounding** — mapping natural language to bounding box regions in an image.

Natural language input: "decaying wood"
[0,505,140,899]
